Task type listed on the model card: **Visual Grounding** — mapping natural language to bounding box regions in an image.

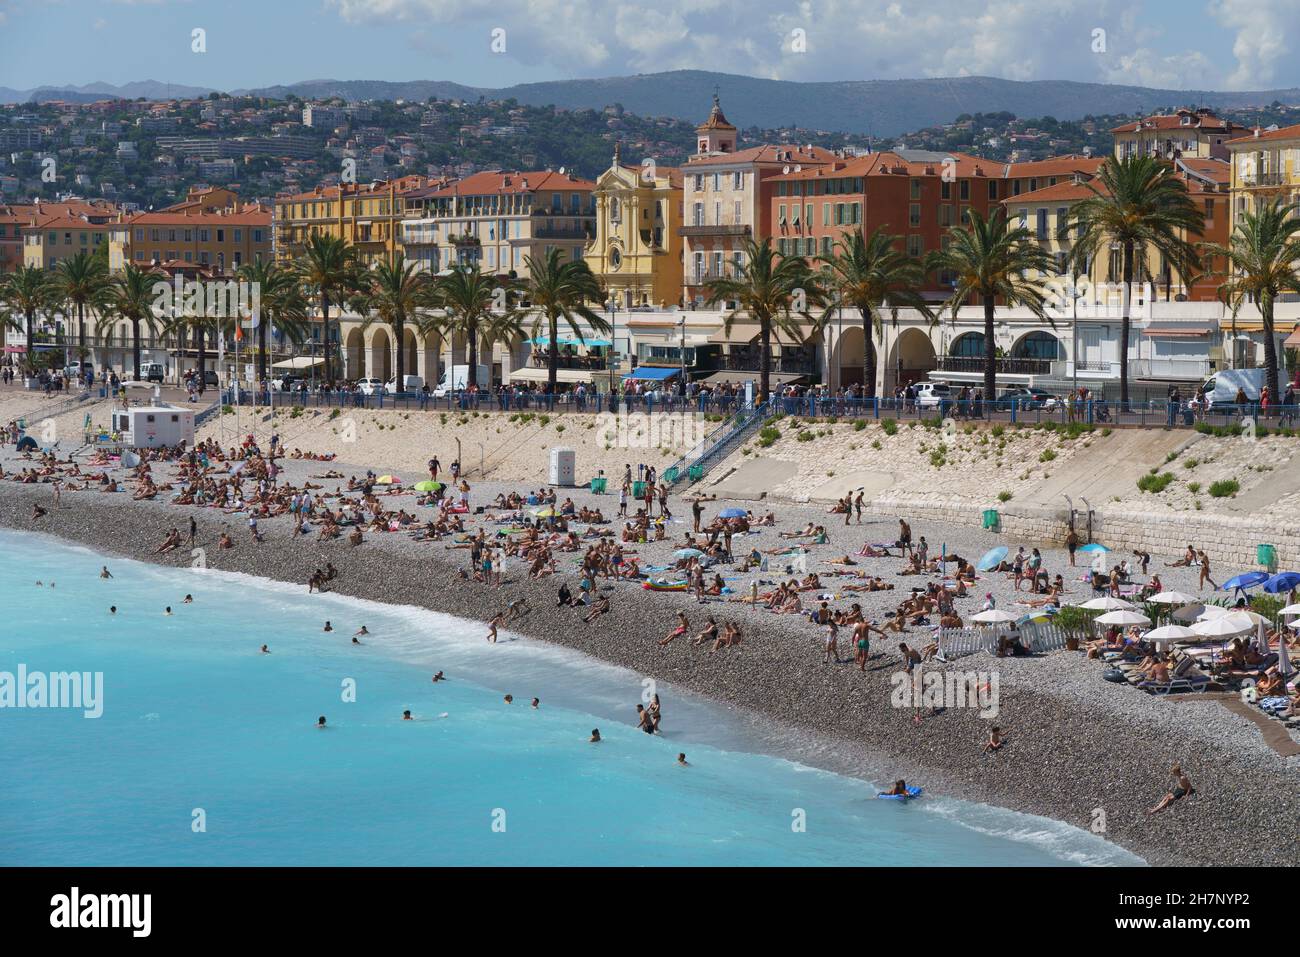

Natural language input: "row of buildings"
[5,98,1300,398]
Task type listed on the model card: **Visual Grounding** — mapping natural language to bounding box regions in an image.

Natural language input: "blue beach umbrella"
[1077,543,1110,554]
[976,546,1008,572]
[718,507,747,519]
[1261,571,1300,594]
[1222,571,1269,593]
[674,548,705,559]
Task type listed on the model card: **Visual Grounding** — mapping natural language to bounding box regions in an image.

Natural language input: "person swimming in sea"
[317,716,327,728]
[677,753,689,767]
[531,698,540,709]
[323,621,333,632]
[260,644,270,654]
[504,694,513,704]
[109,606,116,615]
[353,625,369,639]
[100,566,112,579]
[589,729,601,743]
[432,671,446,683]
[164,607,172,616]
[183,594,193,604]
[402,710,412,721]
[880,779,910,797]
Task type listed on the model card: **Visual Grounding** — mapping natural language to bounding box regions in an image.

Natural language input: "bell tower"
[694,91,737,157]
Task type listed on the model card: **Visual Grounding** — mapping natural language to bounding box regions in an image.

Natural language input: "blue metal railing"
[664,401,771,486]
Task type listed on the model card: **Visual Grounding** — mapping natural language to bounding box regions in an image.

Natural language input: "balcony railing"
[678,224,751,238]
[935,356,1052,375]
[1132,357,1213,379]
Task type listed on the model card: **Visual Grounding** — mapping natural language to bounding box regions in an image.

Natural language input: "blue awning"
[529,335,611,347]
[623,366,680,381]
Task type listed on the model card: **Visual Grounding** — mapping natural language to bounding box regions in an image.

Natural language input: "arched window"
[1012,331,1061,360]
[950,332,986,357]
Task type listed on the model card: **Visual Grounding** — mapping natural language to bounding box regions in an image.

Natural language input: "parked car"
[63,361,94,379]
[141,362,165,383]
[355,377,384,396]
[997,387,1061,411]
[912,381,952,409]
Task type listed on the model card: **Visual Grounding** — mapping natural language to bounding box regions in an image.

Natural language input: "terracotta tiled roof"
[688,144,840,168]
[1227,123,1300,145]
[1111,111,1244,135]
[413,170,595,198]
[696,95,736,132]
[125,208,271,227]
[1002,181,1101,204]
[1002,155,1106,179]
[277,175,431,203]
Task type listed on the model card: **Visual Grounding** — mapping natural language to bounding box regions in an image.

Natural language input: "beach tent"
[976,546,1008,572]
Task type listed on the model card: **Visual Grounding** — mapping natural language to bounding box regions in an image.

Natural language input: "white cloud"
[1209,0,1293,90]
[325,0,1292,90]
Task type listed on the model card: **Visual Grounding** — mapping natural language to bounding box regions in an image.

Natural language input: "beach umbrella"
[1193,603,1232,620]
[976,546,1008,572]
[1148,590,1198,605]
[972,608,1018,624]
[1077,543,1110,553]
[1261,571,1300,594]
[1221,571,1268,593]
[718,507,747,519]
[1171,603,1209,622]
[1143,624,1199,643]
[674,548,705,560]
[1190,613,1255,638]
[532,507,556,518]
[1096,609,1151,626]
[375,475,402,485]
[1279,603,1300,618]
[1016,608,1058,626]
[413,480,443,492]
[1079,595,1134,611]
[1278,628,1293,681]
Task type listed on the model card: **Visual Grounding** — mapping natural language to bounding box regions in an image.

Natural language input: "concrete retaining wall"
[868,493,1300,569]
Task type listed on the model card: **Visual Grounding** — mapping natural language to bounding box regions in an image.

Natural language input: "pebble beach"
[3,441,1297,868]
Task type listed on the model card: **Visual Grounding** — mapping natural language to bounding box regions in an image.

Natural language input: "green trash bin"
[1257,543,1277,572]
[663,467,679,484]
[632,480,647,498]
[590,477,607,494]
[982,508,1000,530]
[688,464,704,481]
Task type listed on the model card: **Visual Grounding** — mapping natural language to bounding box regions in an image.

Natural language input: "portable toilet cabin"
[110,404,195,449]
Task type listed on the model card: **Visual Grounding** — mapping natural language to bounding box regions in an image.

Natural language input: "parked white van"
[384,374,424,395]
[913,381,952,409]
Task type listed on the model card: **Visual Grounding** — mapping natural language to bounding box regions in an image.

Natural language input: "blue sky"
[0,0,1295,93]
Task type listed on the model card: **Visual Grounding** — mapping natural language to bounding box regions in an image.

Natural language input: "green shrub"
[1186,481,1201,494]
[1208,479,1239,498]
[997,490,1012,502]
[1137,472,1175,493]
[929,450,946,467]
[991,425,1005,438]
[1039,449,1057,463]
[881,418,898,436]
[853,419,867,431]
[796,430,815,442]
[758,426,781,448]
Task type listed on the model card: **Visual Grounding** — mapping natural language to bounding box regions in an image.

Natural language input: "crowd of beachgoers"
[2,415,1298,864]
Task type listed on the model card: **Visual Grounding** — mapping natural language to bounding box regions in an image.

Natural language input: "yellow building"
[273,175,430,267]
[1002,157,1230,302]
[586,145,683,309]
[1111,109,1244,162]
[108,202,272,274]
[21,199,120,269]
[1226,123,1300,220]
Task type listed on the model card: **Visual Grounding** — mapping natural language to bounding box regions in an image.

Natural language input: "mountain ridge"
[4,71,1299,136]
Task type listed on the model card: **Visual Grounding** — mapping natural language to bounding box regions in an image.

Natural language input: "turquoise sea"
[0,530,1140,866]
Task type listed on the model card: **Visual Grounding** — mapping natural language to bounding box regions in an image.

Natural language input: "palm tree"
[53,249,110,369]
[818,226,934,398]
[237,260,310,384]
[102,264,163,380]
[1201,199,1300,402]
[0,265,53,376]
[929,209,1056,408]
[522,249,608,396]
[1063,155,1205,407]
[432,264,521,390]
[705,237,826,404]
[296,234,357,385]
[349,254,430,386]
